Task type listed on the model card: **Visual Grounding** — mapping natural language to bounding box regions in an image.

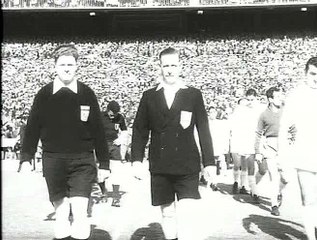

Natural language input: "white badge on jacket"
[80,105,90,122]
[180,111,192,129]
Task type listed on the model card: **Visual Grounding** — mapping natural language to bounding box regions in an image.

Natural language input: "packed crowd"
[2,33,317,131]
[2,0,313,8]
[0,32,316,156]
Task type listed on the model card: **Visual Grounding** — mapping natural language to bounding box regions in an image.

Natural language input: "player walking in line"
[99,100,128,207]
[229,97,249,195]
[230,89,264,203]
[254,86,287,216]
[278,57,317,240]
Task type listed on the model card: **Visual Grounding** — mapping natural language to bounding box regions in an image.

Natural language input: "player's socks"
[112,184,121,207]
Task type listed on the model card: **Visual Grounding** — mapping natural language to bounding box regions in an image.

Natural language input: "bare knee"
[161,202,176,218]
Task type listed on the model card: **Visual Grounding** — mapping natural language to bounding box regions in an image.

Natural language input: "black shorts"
[150,173,201,206]
[43,152,97,203]
[107,142,122,160]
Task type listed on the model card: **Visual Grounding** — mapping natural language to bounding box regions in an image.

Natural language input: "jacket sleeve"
[195,90,215,167]
[21,92,41,163]
[90,90,110,170]
[131,92,150,162]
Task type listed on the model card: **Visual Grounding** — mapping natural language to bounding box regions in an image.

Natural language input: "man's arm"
[131,92,150,163]
[114,115,128,146]
[255,112,265,160]
[90,90,110,170]
[20,93,41,163]
[118,116,129,159]
[195,90,215,167]
[278,101,294,169]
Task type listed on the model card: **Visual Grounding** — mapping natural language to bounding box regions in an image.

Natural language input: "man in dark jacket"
[19,44,110,240]
[131,47,216,240]
[100,100,128,207]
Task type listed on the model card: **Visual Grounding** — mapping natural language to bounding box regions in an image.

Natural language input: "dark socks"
[216,160,220,175]
[98,182,106,195]
[112,184,121,207]
[112,184,120,197]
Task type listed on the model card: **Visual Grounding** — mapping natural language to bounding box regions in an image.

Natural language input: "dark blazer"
[131,85,215,175]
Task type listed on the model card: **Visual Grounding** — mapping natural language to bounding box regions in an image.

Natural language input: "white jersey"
[209,119,230,157]
[229,104,264,155]
[279,84,317,172]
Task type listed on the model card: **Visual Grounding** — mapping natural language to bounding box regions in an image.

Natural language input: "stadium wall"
[3,5,317,39]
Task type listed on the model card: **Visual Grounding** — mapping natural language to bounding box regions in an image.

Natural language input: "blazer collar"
[156,81,188,92]
[53,77,78,94]
[155,84,185,127]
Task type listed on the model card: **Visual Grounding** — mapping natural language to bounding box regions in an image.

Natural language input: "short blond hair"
[53,44,79,63]
[159,47,179,62]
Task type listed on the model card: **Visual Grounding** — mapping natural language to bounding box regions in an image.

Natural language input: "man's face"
[239,98,248,107]
[306,64,317,89]
[107,110,117,120]
[246,95,257,108]
[269,91,284,108]
[160,53,181,85]
[55,55,77,85]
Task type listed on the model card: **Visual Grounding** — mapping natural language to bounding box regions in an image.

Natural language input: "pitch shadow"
[130,222,165,240]
[242,214,306,240]
[89,225,112,240]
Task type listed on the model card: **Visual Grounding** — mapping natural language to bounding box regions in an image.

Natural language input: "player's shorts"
[150,173,200,206]
[42,152,97,203]
[263,137,278,159]
[107,142,122,160]
[296,169,317,206]
[257,158,268,176]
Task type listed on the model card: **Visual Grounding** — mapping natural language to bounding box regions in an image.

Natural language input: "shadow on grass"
[89,225,112,240]
[130,222,165,240]
[215,183,273,213]
[242,214,306,240]
[44,212,56,221]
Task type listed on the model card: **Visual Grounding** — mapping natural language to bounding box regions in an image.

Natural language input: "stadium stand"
[1,5,317,159]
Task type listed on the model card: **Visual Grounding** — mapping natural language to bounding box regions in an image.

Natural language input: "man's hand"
[255,153,263,163]
[113,138,121,146]
[98,169,111,183]
[203,165,217,182]
[17,161,32,173]
[132,161,144,180]
[278,168,290,185]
